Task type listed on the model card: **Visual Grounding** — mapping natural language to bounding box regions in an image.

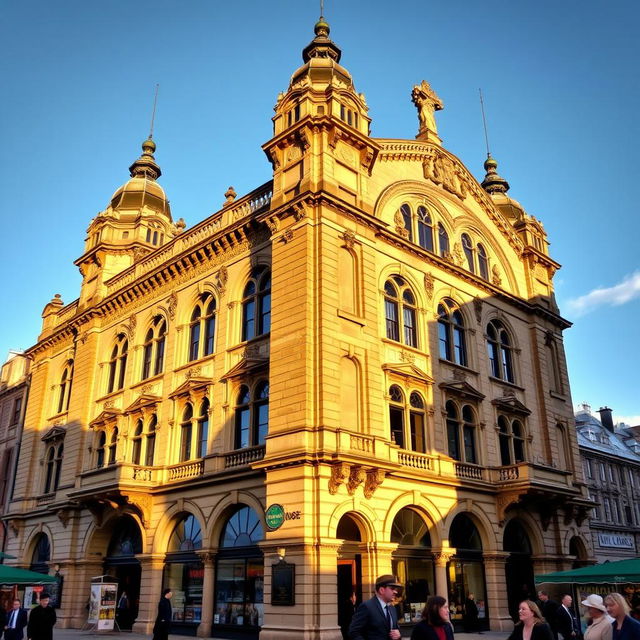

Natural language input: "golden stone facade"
[4,19,593,640]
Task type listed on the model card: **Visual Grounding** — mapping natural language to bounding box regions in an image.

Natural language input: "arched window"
[169,514,203,552]
[384,277,417,347]
[180,404,193,462]
[107,335,128,393]
[131,419,143,465]
[30,533,51,574]
[189,295,216,361]
[108,428,118,465]
[220,506,264,548]
[234,381,269,449]
[438,223,450,257]
[57,361,73,414]
[446,401,478,463]
[242,267,271,341]
[400,204,413,241]
[389,385,405,448]
[498,416,526,466]
[197,399,210,459]
[142,316,167,379]
[409,392,426,453]
[145,415,157,466]
[461,233,475,273]
[438,299,467,366]
[96,431,106,468]
[388,386,426,452]
[487,320,515,383]
[417,206,434,252]
[44,446,55,494]
[477,243,489,280]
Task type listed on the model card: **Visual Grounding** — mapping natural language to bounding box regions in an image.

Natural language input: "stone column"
[65,559,104,628]
[197,551,215,638]
[433,548,455,599]
[133,553,165,634]
[483,552,512,632]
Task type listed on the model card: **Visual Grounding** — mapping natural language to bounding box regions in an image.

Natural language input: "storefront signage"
[271,561,295,606]
[598,534,635,549]
[88,582,118,630]
[266,504,285,530]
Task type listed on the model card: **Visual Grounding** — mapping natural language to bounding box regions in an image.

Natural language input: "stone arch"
[378,263,428,313]
[444,507,496,552]
[23,527,54,565]
[383,492,445,546]
[502,512,544,556]
[206,491,266,549]
[153,501,207,553]
[81,511,147,559]
[327,500,377,542]
[227,259,272,306]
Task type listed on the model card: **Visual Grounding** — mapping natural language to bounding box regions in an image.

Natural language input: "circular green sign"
[265,504,285,530]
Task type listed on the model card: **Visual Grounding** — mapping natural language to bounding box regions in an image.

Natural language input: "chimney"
[598,407,615,432]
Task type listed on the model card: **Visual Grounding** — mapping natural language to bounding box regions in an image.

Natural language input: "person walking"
[582,594,612,640]
[411,595,454,640]
[26,593,56,640]
[539,591,559,640]
[507,601,554,640]
[557,595,581,640]
[463,593,479,633]
[349,575,402,640]
[152,589,173,640]
[4,599,28,640]
[605,593,640,640]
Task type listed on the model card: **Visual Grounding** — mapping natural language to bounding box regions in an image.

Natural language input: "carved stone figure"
[411,80,443,135]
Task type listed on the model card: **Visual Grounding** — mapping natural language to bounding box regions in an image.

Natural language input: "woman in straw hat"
[582,595,612,640]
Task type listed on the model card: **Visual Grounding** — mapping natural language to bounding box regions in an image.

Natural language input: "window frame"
[437,299,468,367]
[189,296,216,362]
[241,268,271,342]
[387,385,427,453]
[107,335,128,393]
[486,320,516,383]
[234,380,269,450]
[383,276,418,348]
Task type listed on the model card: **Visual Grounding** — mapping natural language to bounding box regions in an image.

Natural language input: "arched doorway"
[164,514,204,635]
[336,513,363,640]
[569,536,588,569]
[391,508,435,627]
[104,516,142,630]
[448,513,488,631]
[30,533,50,574]
[213,505,264,639]
[504,519,534,621]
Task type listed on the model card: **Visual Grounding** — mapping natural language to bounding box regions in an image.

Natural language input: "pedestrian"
[463,593,479,633]
[349,574,402,640]
[4,599,28,640]
[507,600,554,640]
[557,595,581,640]
[539,591,559,640]
[116,591,129,629]
[604,593,640,640]
[26,593,56,640]
[582,594,612,640]
[411,595,454,640]
[152,589,173,640]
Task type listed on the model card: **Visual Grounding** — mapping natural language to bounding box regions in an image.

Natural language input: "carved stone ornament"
[422,150,468,201]
[104,399,115,410]
[424,272,434,301]
[342,230,356,249]
[8,519,21,538]
[433,550,454,565]
[491,264,502,287]
[282,228,294,243]
[166,292,178,321]
[497,492,521,525]
[473,297,483,324]
[125,492,152,526]
[363,469,385,499]
[452,242,464,267]
[266,217,280,235]
[544,329,554,347]
[347,466,367,495]
[57,509,71,528]
[329,463,350,495]
[292,202,307,221]
[185,367,202,380]
[217,265,228,293]
[394,210,410,239]
[141,384,154,394]
[133,246,151,262]
[224,186,237,206]
[411,80,443,135]
[400,351,416,364]
[128,314,137,338]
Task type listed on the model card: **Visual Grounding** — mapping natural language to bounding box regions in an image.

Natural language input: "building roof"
[575,408,640,463]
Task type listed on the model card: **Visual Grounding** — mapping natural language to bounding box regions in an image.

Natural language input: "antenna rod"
[320,0,324,18]
[149,84,159,139]
[479,88,491,159]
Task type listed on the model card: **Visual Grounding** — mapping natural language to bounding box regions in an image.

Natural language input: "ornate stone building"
[3,18,593,640]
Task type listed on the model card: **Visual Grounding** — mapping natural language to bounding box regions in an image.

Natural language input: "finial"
[223,186,237,207]
[481,154,509,194]
[302,4,340,63]
[129,136,161,181]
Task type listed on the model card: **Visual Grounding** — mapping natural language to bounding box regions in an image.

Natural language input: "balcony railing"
[225,445,266,468]
[398,451,435,471]
[167,460,204,481]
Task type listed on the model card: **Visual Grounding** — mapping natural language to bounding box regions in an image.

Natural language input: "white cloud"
[616,415,640,428]
[566,271,640,317]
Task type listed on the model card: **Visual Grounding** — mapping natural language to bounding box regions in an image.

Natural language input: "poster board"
[88,582,118,630]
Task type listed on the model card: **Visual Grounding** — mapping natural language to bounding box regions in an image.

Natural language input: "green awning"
[0,565,58,585]
[0,552,17,560]
[536,558,640,584]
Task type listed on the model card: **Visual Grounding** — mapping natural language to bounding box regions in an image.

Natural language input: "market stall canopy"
[536,558,640,584]
[0,551,17,559]
[0,565,58,585]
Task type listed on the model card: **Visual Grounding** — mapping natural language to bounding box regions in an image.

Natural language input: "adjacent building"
[3,18,593,640]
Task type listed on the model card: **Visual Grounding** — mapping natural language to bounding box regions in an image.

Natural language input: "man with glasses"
[349,574,402,640]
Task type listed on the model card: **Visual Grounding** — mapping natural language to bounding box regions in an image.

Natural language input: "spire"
[481,155,509,194]
[128,137,162,181]
[301,16,341,63]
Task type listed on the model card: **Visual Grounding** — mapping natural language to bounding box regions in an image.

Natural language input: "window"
[384,276,417,347]
[57,361,74,414]
[438,299,467,366]
[142,316,167,379]
[234,381,269,449]
[96,431,106,468]
[43,446,55,494]
[107,335,128,393]
[417,206,434,252]
[498,416,526,466]
[145,415,157,466]
[583,458,593,479]
[477,244,489,280]
[396,204,444,254]
[461,233,475,273]
[389,385,405,448]
[197,399,210,458]
[131,419,143,465]
[180,404,193,462]
[189,295,216,362]
[108,428,118,465]
[242,267,271,341]
[400,204,413,241]
[388,386,426,452]
[446,401,478,463]
[438,222,450,257]
[179,399,210,461]
[486,320,515,383]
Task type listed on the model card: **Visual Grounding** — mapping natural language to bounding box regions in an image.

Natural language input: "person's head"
[374,575,402,604]
[581,594,607,620]
[162,588,172,599]
[518,600,543,626]
[538,591,549,602]
[468,593,475,600]
[39,593,50,607]
[561,594,573,607]
[423,596,450,626]
[604,593,630,620]
[12,599,21,609]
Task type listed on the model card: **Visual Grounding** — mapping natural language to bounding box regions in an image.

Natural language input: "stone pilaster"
[433,547,455,598]
[197,552,215,637]
[133,553,165,634]
[482,552,513,631]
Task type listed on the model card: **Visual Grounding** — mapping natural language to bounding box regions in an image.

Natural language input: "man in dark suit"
[4,599,28,640]
[538,590,559,640]
[26,592,56,640]
[556,594,581,640]
[349,574,402,640]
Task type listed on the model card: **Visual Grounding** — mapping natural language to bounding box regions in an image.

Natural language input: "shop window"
[446,401,478,464]
[438,299,467,366]
[189,295,216,362]
[234,381,269,449]
[57,361,73,414]
[242,267,271,341]
[498,416,526,466]
[142,316,167,379]
[486,320,515,383]
[107,335,129,393]
[384,276,417,347]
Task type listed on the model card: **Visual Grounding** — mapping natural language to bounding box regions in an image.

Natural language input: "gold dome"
[110,176,171,216]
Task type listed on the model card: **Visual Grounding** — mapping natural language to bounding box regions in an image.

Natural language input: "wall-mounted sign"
[271,561,295,606]
[265,504,285,530]
[598,533,635,549]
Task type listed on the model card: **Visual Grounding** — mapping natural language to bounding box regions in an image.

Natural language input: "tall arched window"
[189,295,216,361]
[197,399,210,458]
[461,233,475,273]
[142,316,167,379]
[384,276,417,347]
[477,243,489,280]
[409,392,426,453]
[108,428,118,465]
[438,299,467,366]
[446,401,478,463]
[53,444,63,490]
[44,446,55,493]
[107,335,128,393]
[57,361,73,414]
[498,416,526,466]
[438,223,450,257]
[145,415,157,466]
[400,204,413,241]
[30,533,51,574]
[417,206,434,252]
[180,404,193,462]
[242,267,271,341]
[131,419,143,465]
[234,381,269,449]
[487,320,515,383]
[389,385,405,448]
[388,386,426,452]
[96,431,106,468]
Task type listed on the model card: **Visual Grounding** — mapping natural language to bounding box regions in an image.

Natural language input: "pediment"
[382,362,434,385]
[491,394,531,416]
[124,394,162,414]
[41,425,66,442]
[439,379,485,401]
[220,356,269,381]
[89,408,122,428]
[168,377,212,399]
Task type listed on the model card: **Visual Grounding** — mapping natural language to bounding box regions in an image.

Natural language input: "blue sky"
[1,1,638,423]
